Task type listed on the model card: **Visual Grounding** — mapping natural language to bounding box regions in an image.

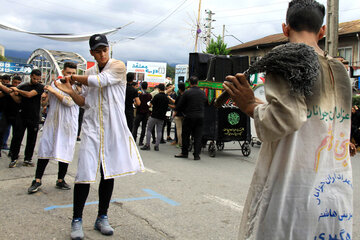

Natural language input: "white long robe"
[239,55,353,239]
[75,59,144,183]
[38,81,79,163]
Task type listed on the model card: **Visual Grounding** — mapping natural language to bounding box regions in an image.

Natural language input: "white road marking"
[145,167,157,173]
[204,195,244,212]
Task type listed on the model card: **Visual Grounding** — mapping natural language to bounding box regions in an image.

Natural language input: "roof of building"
[229,19,360,51]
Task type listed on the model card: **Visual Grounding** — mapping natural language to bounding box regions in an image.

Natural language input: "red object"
[87,61,95,69]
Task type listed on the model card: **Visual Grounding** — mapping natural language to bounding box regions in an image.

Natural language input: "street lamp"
[225,34,244,44]
[109,37,136,58]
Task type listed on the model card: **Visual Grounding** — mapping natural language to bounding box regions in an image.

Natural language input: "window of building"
[338,47,353,65]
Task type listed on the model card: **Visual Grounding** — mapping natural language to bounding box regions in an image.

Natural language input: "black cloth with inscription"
[18,82,45,121]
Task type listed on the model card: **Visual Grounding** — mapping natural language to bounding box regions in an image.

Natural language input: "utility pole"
[222,25,225,42]
[205,9,215,47]
[325,0,339,56]
[194,0,202,52]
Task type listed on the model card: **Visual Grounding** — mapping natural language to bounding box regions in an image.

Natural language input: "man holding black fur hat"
[223,0,355,239]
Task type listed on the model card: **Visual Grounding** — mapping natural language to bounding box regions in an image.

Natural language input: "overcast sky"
[1,0,359,64]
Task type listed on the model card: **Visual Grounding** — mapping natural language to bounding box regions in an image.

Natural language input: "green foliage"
[353,95,360,106]
[166,64,175,80]
[205,35,230,55]
[0,55,10,62]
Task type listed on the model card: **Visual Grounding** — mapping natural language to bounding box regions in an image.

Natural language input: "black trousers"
[0,114,16,151]
[10,117,39,161]
[132,112,149,143]
[35,159,69,180]
[77,108,85,137]
[73,167,114,219]
[162,117,171,139]
[125,110,134,132]
[181,117,204,157]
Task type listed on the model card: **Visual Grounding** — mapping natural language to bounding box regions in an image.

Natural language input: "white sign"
[175,64,188,91]
[127,61,167,87]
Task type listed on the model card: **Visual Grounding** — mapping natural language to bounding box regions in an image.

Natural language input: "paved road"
[0,131,359,240]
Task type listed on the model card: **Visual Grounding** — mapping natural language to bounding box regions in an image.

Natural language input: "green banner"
[208,89,215,103]
[186,80,224,90]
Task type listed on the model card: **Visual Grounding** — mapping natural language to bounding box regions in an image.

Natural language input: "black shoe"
[141,145,150,150]
[154,146,159,151]
[194,156,201,160]
[152,140,156,144]
[23,160,35,167]
[174,154,188,158]
[77,137,81,141]
[28,180,42,194]
[160,139,166,144]
[166,137,173,142]
[139,142,144,146]
[56,180,71,190]
[9,160,18,168]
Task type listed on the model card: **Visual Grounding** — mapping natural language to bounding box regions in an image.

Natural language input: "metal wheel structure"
[27,48,87,84]
[241,141,251,157]
[216,141,224,151]
[208,141,216,157]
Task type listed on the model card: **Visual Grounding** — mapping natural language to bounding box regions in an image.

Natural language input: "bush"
[352,95,360,106]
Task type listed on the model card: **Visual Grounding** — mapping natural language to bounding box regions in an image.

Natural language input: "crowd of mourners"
[125,73,207,160]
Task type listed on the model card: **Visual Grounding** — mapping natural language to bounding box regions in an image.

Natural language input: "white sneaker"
[71,218,84,240]
[94,215,114,235]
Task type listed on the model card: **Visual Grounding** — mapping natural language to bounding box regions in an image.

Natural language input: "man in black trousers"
[174,76,207,160]
[8,69,44,167]
[125,72,140,132]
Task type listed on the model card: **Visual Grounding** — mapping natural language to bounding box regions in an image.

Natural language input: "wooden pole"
[194,0,202,52]
[325,0,339,56]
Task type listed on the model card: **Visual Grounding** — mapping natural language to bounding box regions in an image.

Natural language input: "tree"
[0,55,10,62]
[205,35,230,55]
[166,64,175,79]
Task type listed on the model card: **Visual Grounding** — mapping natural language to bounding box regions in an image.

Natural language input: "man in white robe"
[27,62,79,194]
[55,34,144,240]
[223,1,355,239]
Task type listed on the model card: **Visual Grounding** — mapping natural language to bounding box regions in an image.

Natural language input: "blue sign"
[0,61,33,74]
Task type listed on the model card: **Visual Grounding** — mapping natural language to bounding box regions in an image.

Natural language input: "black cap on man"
[89,34,109,50]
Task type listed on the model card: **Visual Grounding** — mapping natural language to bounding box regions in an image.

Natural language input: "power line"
[213,19,283,28]
[216,6,360,20]
[213,6,360,28]
[215,0,289,13]
[217,8,286,19]
[133,0,190,39]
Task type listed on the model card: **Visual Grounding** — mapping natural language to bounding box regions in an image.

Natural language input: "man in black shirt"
[0,75,21,156]
[141,83,169,151]
[132,81,152,146]
[174,76,207,160]
[0,74,15,149]
[125,72,140,132]
[8,69,44,167]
